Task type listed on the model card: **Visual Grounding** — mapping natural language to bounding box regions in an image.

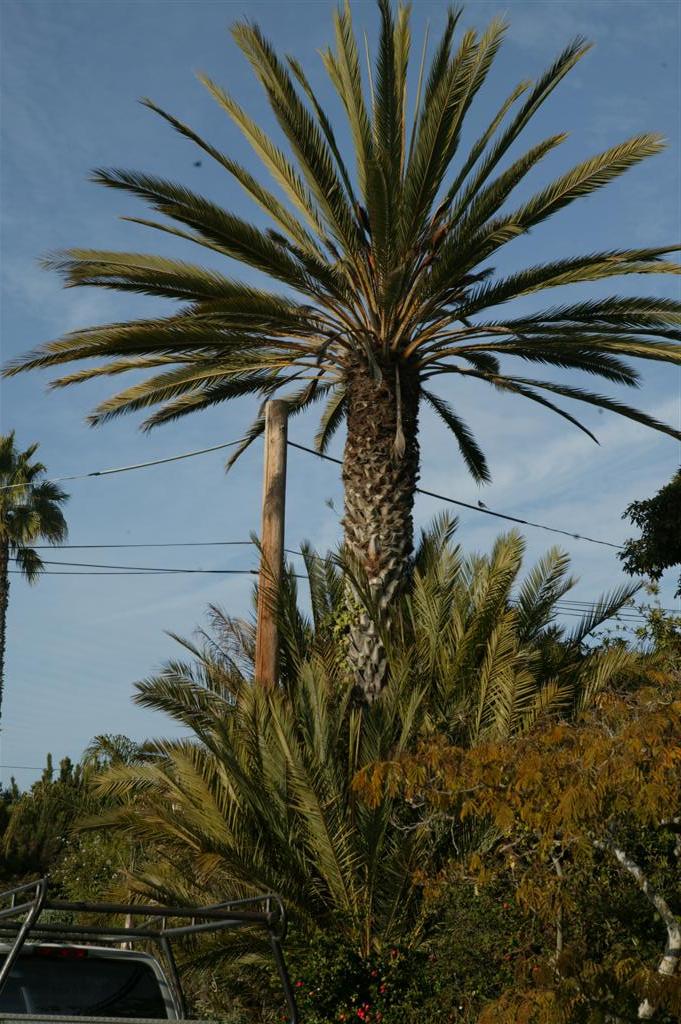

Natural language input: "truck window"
[0,953,169,1018]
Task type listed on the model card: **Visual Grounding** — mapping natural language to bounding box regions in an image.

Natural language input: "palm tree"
[4,2,681,699]
[0,432,69,721]
[390,515,643,741]
[87,521,646,981]
[82,733,154,769]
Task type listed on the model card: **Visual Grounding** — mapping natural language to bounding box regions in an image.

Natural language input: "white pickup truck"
[0,879,298,1023]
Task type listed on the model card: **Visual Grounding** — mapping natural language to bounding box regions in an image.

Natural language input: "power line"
[8,570,244,576]
[33,541,255,550]
[31,542,310,564]
[6,573,659,620]
[10,556,258,574]
[6,572,656,626]
[9,555,677,615]
[9,558,308,580]
[1,428,628,552]
[21,543,679,614]
[0,437,248,492]
[287,441,624,550]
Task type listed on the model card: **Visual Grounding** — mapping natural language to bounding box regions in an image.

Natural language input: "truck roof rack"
[0,877,298,1023]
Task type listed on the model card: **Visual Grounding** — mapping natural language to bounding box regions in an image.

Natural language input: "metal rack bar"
[159,935,188,1019]
[0,878,298,1024]
[45,900,271,924]
[160,918,261,939]
[0,878,48,990]
[0,923,162,940]
[0,901,35,921]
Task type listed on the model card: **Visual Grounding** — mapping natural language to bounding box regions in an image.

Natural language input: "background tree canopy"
[620,469,681,597]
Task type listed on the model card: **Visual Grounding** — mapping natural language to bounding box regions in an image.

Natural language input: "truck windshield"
[0,952,169,1018]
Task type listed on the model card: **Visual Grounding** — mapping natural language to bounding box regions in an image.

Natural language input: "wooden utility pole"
[255,400,289,688]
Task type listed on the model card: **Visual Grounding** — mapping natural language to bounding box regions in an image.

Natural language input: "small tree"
[620,470,681,597]
[2,754,87,879]
[0,432,68,722]
[358,663,681,1022]
[83,523,648,1019]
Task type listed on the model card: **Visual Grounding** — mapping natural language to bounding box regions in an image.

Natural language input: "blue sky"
[1,0,679,787]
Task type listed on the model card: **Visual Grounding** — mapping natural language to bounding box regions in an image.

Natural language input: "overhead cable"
[0,437,247,492]
[1,428,628,553]
[287,441,624,550]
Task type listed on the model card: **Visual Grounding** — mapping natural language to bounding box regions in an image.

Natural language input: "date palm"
[5,2,681,700]
[88,521,647,976]
[0,432,68,722]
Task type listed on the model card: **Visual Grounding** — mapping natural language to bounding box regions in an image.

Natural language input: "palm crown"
[0,432,69,719]
[0,432,68,581]
[4,1,680,698]
[5,2,680,460]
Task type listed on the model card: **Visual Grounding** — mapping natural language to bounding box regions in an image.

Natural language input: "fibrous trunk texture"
[0,540,9,723]
[342,356,419,702]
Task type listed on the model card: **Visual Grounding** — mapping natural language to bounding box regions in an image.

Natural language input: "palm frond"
[499,295,681,330]
[43,246,260,302]
[125,374,285,432]
[460,247,681,315]
[444,78,530,205]
[429,367,601,444]
[421,388,490,482]
[488,134,666,242]
[402,26,480,243]
[447,36,590,213]
[141,97,326,258]
[314,386,347,453]
[452,341,641,386]
[506,376,681,441]
[323,0,374,200]
[513,547,574,641]
[12,545,45,583]
[374,0,402,188]
[565,583,640,646]
[84,363,283,426]
[89,170,340,299]
[449,132,568,237]
[286,57,359,211]
[199,74,328,238]
[231,21,361,254]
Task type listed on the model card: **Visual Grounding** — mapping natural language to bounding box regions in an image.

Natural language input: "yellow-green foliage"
[357,670,681,1022]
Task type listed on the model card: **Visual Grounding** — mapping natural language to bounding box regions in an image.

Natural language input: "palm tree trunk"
[0,539,9,723]
[342,355,420,701]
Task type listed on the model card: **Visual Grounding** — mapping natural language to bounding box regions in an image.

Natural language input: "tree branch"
[595,837,681,1019]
